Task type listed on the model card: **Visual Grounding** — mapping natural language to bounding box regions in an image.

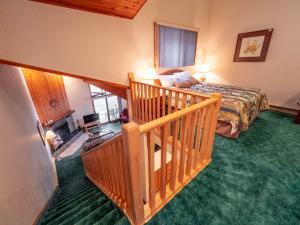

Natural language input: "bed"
[158,70,269,138]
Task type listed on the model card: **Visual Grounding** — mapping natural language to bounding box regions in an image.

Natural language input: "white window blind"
[158,25,198,68]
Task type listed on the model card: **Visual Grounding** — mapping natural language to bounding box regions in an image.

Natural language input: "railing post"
[122,122,145,225]
[205,93,222,161]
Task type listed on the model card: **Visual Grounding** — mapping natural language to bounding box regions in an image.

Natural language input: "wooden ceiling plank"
[30,0,147,19]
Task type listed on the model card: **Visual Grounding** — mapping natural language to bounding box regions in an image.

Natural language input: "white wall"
[206,0,300,109]
[0,64,57,225]
[0,0,211,84]
[63,76,94,127]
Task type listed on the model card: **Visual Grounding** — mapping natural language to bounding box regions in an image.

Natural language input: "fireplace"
[54,122,70,142]
[51,115,78,144]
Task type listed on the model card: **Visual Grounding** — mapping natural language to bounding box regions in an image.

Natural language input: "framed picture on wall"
[234,29,273,62]
[37,120,46,146]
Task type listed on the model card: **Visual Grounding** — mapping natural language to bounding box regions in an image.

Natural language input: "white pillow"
[158,75,177,87]
[173,71,199,85]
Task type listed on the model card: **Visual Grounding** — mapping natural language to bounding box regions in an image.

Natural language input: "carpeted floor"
[37,140,129,225]
[38,111,300,225]
[147,111,300,225]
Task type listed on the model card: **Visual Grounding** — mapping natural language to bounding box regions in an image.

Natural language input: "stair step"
[43,192,103,221]
[56,180,92,194]
[45,196,107,225]
[51,186,93,205]
[74,201,114,225]
[92,208,122,225]
[48,187,98,210]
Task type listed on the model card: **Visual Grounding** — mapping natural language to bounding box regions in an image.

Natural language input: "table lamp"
[198,64,210,82]
[144,68,160,85]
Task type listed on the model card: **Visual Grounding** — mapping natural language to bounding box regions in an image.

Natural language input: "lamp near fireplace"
[46,130,57,139]
[46,130,63,151]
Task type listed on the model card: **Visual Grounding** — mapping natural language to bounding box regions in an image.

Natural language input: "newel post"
[122,122,145,225]
[205,93,222,161]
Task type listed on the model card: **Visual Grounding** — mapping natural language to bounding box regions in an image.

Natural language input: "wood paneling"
[30,0,147,19]
[22,68,71,125]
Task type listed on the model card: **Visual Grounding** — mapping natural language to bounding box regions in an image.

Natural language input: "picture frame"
[37,120,46,146]
[234,29,273,62]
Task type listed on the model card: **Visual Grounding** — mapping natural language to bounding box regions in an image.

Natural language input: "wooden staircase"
[81,77,221,224]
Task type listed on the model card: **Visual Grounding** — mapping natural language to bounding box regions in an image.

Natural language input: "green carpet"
[147,111,300,225]
[37,145,129,225]
[38,111,299,225]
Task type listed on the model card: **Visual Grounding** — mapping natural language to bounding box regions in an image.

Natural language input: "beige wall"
[63,76,95,127]
[0,64,57,225]
[0,0,211,84]
[206,0,300,109]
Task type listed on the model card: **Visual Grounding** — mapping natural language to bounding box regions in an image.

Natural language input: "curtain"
[159,25,197,68]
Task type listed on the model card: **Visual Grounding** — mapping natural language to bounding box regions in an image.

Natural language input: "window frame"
[154,22,198,68]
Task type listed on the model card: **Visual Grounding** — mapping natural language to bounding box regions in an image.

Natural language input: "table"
[88,126,114,140]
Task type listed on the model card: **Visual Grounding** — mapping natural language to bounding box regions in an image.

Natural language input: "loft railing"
[81,75,221,225]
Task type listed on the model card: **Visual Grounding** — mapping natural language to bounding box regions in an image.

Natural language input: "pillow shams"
[158,75,177,87]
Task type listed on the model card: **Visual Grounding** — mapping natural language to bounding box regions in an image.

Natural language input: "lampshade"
[46,130,57,139]
[144,68,158,80]
[199,64,210,73]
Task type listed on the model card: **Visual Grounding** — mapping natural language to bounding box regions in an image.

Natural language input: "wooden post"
[122,122,145,225]
[204,93,222,161]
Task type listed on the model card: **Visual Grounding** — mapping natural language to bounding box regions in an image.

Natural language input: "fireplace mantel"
[43,110,75,127]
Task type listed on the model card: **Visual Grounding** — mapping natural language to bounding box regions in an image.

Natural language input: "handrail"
[139,98,218,134]
[130,80,211,99]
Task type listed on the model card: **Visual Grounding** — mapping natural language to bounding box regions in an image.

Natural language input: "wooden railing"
[129,79,211,123]
[81,80,221,225]
[80,134,129,210]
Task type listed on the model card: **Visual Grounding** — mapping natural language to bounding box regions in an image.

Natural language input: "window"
[90,85,122,123]
[155,23,198,68]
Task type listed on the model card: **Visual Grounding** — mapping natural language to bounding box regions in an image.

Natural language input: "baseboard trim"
[269,105,297,115]
[32,186,58,225]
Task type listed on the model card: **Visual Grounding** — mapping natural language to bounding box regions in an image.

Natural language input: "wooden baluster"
[122,122,145,225]
[131,82,137,119]
[203,94,222,162]
[147,130,155,211]
[116,140,126,203]
[137,83,141,120]
[185,110,198,176]
[162,89,166,116]
[170,119,179,191]
[182,94,187,108]
[148,86,152,121]
[139,83,143,120]
[167,90,172,114]
[160,124,168,199]
[174,92,179,112]
[144,85,148,122]
[152,87,156,120]
[198,104,213,164]
[96,150,105,186]
[178,114,191,183]
[193,108,206,170]
[141,84,145,122]
[190,96,195,106]
[112,143,121,198]
[157,88,160,119]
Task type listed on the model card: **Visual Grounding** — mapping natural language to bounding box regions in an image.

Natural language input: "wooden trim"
[0,58,128,89]
[154,22,159,68]
[44,110,75,127]
[30,0,147,19]
[154,20,200,32]
[269,105,297,115]
[32,186,58,225]
[160,69,183,75]
[234,29,273,62]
